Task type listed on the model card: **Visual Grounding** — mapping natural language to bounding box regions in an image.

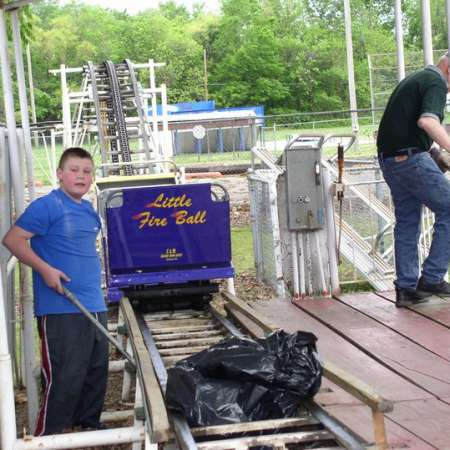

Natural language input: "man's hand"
[418,117,450,152]
[40,266,71,295]
[430,147,450,172]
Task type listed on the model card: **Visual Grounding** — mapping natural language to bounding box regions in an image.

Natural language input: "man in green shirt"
[377,54,450,307]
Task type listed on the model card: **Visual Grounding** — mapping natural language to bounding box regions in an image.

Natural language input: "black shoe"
[417,277,450,297]
[395,287,430,308]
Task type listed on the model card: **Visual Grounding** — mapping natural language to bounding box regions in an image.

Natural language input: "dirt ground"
[14,173,275,447]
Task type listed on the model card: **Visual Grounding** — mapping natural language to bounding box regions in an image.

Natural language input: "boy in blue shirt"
[2,147,108,435]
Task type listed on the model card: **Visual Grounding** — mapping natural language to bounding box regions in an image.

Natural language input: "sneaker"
[395,287,430,308]
[417,277,450,297]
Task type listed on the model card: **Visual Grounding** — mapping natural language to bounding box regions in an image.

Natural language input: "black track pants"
[34,312,109,436]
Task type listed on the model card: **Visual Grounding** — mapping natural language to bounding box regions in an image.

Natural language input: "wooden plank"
[120,298,172,443]
[294,296,450,398]
[225,307,267,339]
[222,291,278,333]
[377,290,450,328]
[158,345,210,356]
[146,318,212,329]
[196,430,335,450]
[316,379,365,407]
[254,301,432,402]
[152,324,217,334]
[163,355,189,366]
[326,404,435,450]
[191,417,320,437]
[155,335,225,349]
[337,292,450,361]
[153,329,225,341]
[386,398,450,448]
[143,310,209,321]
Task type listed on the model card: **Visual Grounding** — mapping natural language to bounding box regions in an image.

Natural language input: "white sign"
[192,125,206,140]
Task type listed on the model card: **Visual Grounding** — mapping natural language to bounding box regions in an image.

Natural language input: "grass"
[231,226,255,274]
[263,122,377,141]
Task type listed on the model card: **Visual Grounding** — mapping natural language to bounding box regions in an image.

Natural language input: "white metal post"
[343,0,359,139]
[160,84,172,158]
[394,0,406,81]
[26,44,39,147]
[13,427,145,449]
[0,8,39,430]
[0,8,24,210]
[148,59,161,155]
[226,277,236,296]
[421,0,433,65]
[61,64,72,148]
[11,9,35,201]
[291,232,300,299]
[16,130,39,430]
[268,176,286,297]
[322,166,340,296]
[0,267,17,450]
[26,44,37,125]
[296,233,306,298]
[50,128,57,187]
[446,0,450,55]
[367,55,376,126]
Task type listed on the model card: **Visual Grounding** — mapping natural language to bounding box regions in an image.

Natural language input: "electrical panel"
[285,146,324,231]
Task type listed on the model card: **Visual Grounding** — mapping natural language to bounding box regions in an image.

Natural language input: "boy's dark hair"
[58,147,93,169]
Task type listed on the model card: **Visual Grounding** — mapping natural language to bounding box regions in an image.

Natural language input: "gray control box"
[285,146,324,230]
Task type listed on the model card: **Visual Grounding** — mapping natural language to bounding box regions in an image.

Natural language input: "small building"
[149,101,264,155]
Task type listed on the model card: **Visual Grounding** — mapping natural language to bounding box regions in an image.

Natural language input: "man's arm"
[2,225,70,294]
[417,116,450,151]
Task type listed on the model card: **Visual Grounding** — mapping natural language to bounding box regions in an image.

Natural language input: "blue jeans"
[379,151,450,289]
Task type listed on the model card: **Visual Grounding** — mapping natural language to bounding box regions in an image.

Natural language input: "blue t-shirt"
[16,189,106,316]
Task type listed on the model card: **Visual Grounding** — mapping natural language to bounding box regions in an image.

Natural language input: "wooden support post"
[372,410,388,449]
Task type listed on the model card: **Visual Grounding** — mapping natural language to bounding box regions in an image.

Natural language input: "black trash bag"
[165,329,322,427]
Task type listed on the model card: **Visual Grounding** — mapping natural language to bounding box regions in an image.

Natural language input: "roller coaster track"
[86,60,157,176]
[120,292,390,449]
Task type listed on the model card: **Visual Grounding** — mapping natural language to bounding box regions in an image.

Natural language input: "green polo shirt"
[377,66,448,157]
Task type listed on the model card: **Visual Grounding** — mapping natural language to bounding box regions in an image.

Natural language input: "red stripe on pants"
[34,317,53,436]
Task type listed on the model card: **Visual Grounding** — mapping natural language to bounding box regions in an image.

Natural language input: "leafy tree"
[14,0,426,120]
[212,19,289,107]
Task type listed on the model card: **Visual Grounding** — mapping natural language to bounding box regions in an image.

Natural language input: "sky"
[59,0,221,15]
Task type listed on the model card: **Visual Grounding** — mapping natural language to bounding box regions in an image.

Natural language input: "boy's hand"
[41,266,71,295]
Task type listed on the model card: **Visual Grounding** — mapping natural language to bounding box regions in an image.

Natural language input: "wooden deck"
[254,292,450,449]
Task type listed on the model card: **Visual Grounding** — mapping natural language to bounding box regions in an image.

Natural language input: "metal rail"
[87,61,108,176]
[120,294,371,450]
[104,61,133,175]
